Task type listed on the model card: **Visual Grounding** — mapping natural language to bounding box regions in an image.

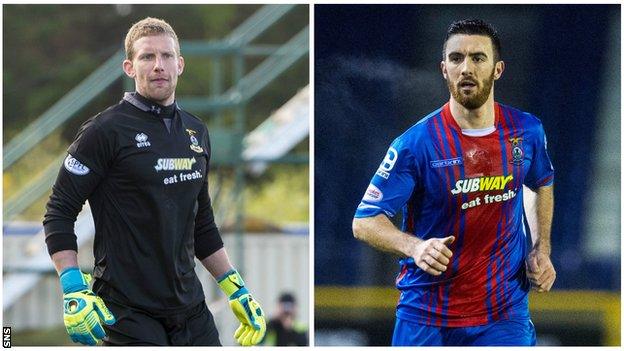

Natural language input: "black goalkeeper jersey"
[44,92,224,313]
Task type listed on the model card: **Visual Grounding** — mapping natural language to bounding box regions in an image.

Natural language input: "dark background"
[314,4,620,290]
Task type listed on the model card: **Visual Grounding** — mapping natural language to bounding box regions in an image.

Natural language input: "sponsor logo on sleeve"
[64,154,90,175]
[376,147,398,179]
[430,157,463,168]
[363,184,383,202]
[356,203,382,212]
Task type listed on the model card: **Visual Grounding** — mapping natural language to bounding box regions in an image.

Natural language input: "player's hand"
[60,268,116,345]
[218,270,266,346]
[526,249,556,292]
[412,235,455,276]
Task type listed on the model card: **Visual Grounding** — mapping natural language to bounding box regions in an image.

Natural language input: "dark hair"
[279,292,296,304]
[443,19,501,61]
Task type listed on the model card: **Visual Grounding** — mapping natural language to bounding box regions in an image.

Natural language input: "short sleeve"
[524,123,554,189]
[354,137,418,218]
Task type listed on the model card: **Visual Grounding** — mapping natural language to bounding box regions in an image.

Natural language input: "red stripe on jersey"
[437,109,465,327]
[437,285,444,327]
[396,264,408,284]
[426,284,434,325]
[538,174,554,186]
[449,102,507,324]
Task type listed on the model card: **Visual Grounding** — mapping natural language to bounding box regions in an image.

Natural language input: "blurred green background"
[3,4,309,224]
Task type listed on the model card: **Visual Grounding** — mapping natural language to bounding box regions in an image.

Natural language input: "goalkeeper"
[43,17,265,346]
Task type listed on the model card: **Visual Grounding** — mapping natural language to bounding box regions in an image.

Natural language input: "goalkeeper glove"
[218,269,266,346]
[59,267,116,345]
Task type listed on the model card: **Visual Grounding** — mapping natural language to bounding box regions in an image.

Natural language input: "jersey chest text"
[107,123,207,192]
[424,132,531,210]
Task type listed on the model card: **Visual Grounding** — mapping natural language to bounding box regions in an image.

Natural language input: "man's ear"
[440,61,448,80]
[177,55,185,76]
[123,59,135,79]
[494,60,505,80]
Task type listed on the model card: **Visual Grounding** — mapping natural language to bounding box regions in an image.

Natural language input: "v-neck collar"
[123,92,178,133]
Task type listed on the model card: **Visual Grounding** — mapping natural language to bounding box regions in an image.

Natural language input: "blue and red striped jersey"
[354,102,554,327]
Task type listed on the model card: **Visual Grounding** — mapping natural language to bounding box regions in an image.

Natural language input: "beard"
[446,69,495,110]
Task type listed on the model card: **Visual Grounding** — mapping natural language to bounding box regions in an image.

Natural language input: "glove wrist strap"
[59,267,90,294]
[217,269,247,298]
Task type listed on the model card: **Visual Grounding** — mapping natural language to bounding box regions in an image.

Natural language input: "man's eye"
[450,56,462,63]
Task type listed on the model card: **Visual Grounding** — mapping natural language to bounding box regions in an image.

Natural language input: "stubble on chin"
[143,82,176,105]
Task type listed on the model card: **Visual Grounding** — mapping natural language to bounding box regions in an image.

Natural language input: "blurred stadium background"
[315,4,620,346]
[3,4,309,346]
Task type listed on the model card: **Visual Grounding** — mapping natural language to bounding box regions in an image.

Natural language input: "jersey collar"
[122,92,179,118]
[441,102,501,133]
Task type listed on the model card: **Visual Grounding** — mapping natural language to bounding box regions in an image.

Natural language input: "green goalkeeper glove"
[218,269,266,346]
[59,267,116,345]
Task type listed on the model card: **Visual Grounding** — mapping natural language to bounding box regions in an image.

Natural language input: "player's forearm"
[352,214,422,257]
[51,250,79,274]
[200,247,234,279]
[534,185,554,255]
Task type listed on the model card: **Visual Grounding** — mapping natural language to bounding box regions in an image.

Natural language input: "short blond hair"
[124,17,180,60]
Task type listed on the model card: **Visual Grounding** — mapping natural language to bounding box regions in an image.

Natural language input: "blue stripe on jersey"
[486,222,500,322]
[435,113,456,326]
[497,107,514,320]
[426,115,445,325]
[498,108,512,320]
[433,114,451,326]
[485,115,511,322]
[441,125,466,327]
[436,113,461,327]
[504,106,522,320]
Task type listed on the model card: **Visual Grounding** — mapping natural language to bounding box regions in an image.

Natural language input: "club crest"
[186,128,204,153]
[509,137,524,165]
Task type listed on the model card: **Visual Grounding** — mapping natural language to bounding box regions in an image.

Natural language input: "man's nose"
[460,58,474,76]
[153,55,164,71]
